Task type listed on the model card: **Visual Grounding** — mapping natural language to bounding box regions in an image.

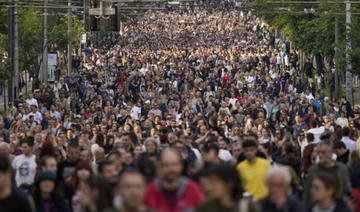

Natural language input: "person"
[12,137,37,187]
[237,139,270,200]
[197,163,256,212]
[103,169,156,212]
[306,171,352,212]
[333,141,350,164]
[257,165,303,212]
[98,159,118,187]
[58,143,81,183]
[0,155,33,212]
[341,127,356,152]
[31,170,70,212]
[145,148,203,212]
[304,141,351,204]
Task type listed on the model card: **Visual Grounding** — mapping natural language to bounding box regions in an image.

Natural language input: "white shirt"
[336,117,349,128]
[307,127,325,143]
[341,136,356,152]
[130,106,141,120]
[25,98,38,107]
[12,154,37,187]
[219,149,232,162]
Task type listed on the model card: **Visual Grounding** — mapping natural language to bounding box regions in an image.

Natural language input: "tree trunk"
[315,53,324,75]
[346,70,353,105]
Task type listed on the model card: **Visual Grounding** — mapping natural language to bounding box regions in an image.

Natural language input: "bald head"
[0,142,10,156]
[158,148,182,185]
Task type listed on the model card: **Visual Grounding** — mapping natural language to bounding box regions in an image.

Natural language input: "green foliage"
[49,15,84,50]
[250,0,360,74]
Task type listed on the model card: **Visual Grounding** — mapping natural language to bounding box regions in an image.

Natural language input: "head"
[158,148,182,189]
[21,137,35,156]
[316,141,334,165]
[200,163,241,202]
[266,166,291,204]
[333,141,347,156]
[98,159,118,185]
[242,139,258,162]
[41,156,58,174]
[311,171,339,203]
[67,143,81,162]
[202,143,220,163]
[116,170,146,210]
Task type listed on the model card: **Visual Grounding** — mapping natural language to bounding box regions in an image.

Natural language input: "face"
[102,164,118,184]
[311,178,333,202]
[40,180,55,194]
[159,151,182,183]
[77,169,91,181]
[145,141,156,153]
[317,145,333,164]
[243,146,257,161]
[118,174,146,209]
[267,175,289,202]
[67,147,80,162]
[218,141,227,150]
[200,176,229,200]
[44,158,58,173]
[21,143,32,155]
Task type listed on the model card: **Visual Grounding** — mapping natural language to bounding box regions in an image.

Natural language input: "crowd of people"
[1,1,360,212]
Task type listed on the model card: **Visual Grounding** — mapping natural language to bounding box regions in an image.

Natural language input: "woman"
[307,171,351,212]
[348,150,360,212]
[197,163,256,212]
[31,171,70,212]
[71,161,93,212]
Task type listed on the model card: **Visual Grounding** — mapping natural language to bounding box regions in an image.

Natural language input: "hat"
[37,171,57,182]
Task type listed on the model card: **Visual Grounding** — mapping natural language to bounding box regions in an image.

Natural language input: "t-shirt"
[237,158,270,200]
[12,154,37,187]
[130,106,142,120]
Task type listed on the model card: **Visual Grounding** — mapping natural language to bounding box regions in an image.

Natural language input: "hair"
[306,133,315,143]
[348,150,360,168]
[333,141,346,150]
[118,169,145,185]
[20,136,35,147]
[314,171,340,199]
[201,163,242,201]
[342,127,351,137]
[40,155,57,168]
[97,159,114,174]
[266,165,292,185]
[242,139,257,148]
[203,143,219,154]
[0,155,11,172]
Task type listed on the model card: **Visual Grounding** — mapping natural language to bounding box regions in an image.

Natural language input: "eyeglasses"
[311,184,324,191]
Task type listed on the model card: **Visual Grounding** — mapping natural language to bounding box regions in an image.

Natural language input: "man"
[237,139,270,200]
[341,127,356,152]
[145,148,203,212]
[0,155,33,212]
[12,138,37,187]
[258,166,303,212]
[334,141,350,164]
[104,170,155,212]
[58,142,81,182]
[304,141,351,203]
[98,159,119,187]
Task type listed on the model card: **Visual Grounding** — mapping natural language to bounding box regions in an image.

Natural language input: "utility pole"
[7,0,19,105]
[345,0,353,104]
[42,0,48,83]
[68,0,72,74]
[334,0,339,101]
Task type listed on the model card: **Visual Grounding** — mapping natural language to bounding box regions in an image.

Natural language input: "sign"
[47,53,57,82]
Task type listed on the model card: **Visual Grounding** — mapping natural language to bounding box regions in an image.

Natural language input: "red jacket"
[145,178,203,212]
